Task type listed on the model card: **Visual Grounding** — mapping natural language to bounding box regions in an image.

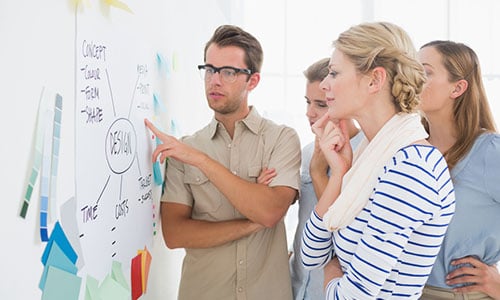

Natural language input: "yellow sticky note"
[103,0,133,13]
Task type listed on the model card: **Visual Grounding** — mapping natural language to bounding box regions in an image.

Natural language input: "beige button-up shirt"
[163,107,301,300]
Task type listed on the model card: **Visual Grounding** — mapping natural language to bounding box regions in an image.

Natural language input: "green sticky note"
[39,242,78,290]
[85,275,101,300]
[41,266,81,300]
[111,261,129,291]
[99,274,129,300]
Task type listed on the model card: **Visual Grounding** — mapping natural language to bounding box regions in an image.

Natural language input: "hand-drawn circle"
[105,118,137,174]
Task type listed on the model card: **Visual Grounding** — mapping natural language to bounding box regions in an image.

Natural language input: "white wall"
[1,1,75,299]
[0,0,242,299]
[3,1,499,299]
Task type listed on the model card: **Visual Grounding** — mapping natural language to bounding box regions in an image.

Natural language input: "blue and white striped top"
[301,145,455,299]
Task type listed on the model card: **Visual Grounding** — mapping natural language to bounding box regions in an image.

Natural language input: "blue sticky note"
[153,161,163,186]
[170,119,178,136]
[41,221,77,265]
[39,242,78,290]
[41,266,81,300]
[156,52,171,76]
[153,93,167,115]
[156,52,164,66]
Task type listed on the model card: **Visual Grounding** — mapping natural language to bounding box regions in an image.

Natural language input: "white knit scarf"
[323,113,428,231]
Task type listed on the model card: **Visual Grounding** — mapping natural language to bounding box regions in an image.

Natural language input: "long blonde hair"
[421,40,497,169]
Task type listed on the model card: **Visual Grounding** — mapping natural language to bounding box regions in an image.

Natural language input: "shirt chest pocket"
[183,166,222,215]
[246,138,267,182]
[247,165,262,183]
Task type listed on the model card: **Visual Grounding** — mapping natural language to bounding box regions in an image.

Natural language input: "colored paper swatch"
[99,273,129,300]
[20,88,52,218]
[49,94,63,220]
[40,108,54,241]
[131,254,142,300]
[42,221,78,265]
[85,275,100,300]
[111,261,129,290]
[39,242,78,290]
[41,266,81,300]
[139,247,152,292]
[40,221,80,298]
[131,247,152,300]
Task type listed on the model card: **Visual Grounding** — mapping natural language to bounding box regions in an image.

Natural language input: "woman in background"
[419,40,500,300]
[259,58,362,299]
[292,58,362,300]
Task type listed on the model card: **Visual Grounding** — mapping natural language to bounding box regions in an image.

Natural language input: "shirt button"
[232,171,237,175]
[239,259,244,265]
[238,287,243,293]
[196,177,200,182]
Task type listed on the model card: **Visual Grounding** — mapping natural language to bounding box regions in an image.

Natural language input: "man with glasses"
[145,25,301,300]
[198,64,252,83]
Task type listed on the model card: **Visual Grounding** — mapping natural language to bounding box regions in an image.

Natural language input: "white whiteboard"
[74,4,155,282]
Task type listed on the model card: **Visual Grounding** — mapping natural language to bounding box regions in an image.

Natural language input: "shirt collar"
[208,106,262,139]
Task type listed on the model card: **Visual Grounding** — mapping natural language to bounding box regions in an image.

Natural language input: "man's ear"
[368,66,387,93]
[247,72,260,91]
[451,79,468,99]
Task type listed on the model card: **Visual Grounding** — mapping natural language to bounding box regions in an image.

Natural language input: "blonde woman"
[300,22,455,299]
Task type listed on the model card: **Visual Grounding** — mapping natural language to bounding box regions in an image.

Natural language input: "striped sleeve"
[301,210,334,269]
[326,147,454,299]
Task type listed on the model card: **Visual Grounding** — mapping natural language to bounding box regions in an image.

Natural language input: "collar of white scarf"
[323,112,429,231]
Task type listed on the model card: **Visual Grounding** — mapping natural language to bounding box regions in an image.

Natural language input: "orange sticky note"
[139,247,152,292]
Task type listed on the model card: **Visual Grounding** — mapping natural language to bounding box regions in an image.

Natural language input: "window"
[243,0,500,146]
[242,0,500,249]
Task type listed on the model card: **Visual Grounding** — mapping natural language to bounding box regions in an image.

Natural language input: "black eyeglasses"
[197,64,252,83]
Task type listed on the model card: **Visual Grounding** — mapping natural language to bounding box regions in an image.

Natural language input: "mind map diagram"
[75,13,155,281]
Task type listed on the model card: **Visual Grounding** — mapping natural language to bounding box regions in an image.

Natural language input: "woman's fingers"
[451,256,483,268]
[320,120,346,152]
[312,113,330,138]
